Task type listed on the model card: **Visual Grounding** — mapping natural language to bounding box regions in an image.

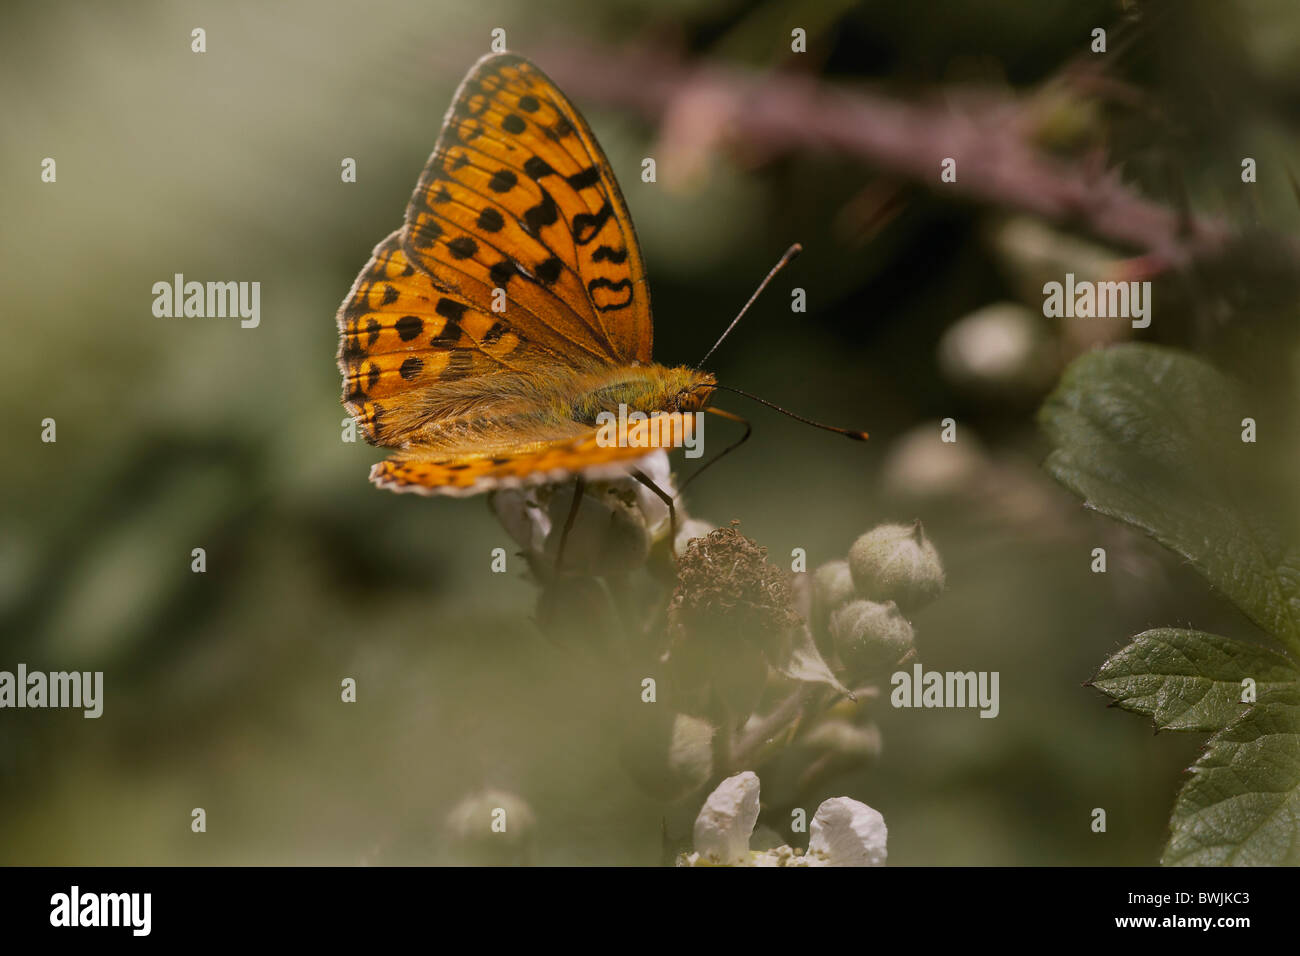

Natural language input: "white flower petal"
[630,450,674,536]
[693,771,760,864]
[809,797,887,867]
[491,488,551,554]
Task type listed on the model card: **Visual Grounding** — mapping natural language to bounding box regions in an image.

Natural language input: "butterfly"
[336,52,720,498]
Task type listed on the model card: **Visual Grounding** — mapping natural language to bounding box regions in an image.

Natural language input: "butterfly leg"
[632,469,677,549]
[555,477,587,572]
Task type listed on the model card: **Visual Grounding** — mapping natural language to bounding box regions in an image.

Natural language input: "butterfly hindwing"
[337,230,552,445]
[370,421,685,496]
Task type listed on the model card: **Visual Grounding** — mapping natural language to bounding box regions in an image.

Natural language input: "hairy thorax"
[569,364,717,423]
[392,363,715,453]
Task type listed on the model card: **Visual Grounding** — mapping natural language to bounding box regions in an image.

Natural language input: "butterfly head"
[671,370,718,413]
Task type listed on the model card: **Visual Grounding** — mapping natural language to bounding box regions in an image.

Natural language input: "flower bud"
[668,524,800,718]
[880,425,988,500]
[801,718,882,760]
[938,302,1056,398]
[541,482,650,575]
[490,487,548,555]
[619,710,715,802]
[811,559,855,631]
[830,599,914,677]
[534,575,617,647]
[674,518,716,556]
[490,457,682,575]
[848,521,944,611]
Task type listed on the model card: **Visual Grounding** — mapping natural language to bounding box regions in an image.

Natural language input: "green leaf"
[1163,687,1300,865]
[1091,629,1300,732]
[1040,344,1300,655]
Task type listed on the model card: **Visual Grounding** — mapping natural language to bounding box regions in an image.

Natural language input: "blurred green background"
[3,0,1298,864]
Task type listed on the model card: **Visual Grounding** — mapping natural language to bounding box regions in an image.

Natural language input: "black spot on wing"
[395,315,423,341]
[524,156,555,180]
[588,277,634,312]
[591,245,628,264]
[489,259,518,287]
[488,169,517,193]
[567,167,600,190]
[573,202,613,245]
[341,335,365,361]
[482,321,508,345]
[547,114,574,140]
[436,298,468,323]
[412,220,443,248]
[534,256,563,285]
[523,190,559,235]
[447,236,478,259]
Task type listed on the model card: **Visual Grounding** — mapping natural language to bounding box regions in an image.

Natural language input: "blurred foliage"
[1042,345,1300,864]
[2,0,1299,864]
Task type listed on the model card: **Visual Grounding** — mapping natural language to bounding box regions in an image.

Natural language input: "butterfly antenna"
[707,383,868,441]
[695,243,803,371]
[679,407,753,493]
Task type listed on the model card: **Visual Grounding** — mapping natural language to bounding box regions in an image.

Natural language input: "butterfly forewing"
[337,52,662,492]
[403,52,652,365]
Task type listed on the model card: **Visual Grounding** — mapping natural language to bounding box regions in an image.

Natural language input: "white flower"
[630,450,674,539]
[489,452,679,573]
[692,771,760,864]
[678,771,887,866]
[809,796,888,866]
[492,486,552,554]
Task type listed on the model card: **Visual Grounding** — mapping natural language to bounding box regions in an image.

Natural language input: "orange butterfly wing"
[336,52,658,492]
[369,415,698,496]
[403,52,652,365]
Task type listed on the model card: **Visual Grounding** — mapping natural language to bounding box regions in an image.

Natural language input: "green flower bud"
[534,575,617,647]
[541,482,650,575]
[848,521,945,611]
[619,710,715,802]
[811,559,855,632]
[491,452,679,575]
[830,599,914,677]
[801,718,883,760]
